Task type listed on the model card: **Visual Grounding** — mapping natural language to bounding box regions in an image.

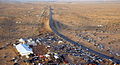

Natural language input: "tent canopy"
[15,44,33,56]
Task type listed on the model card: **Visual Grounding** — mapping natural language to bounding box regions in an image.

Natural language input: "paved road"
[49,7,120,64]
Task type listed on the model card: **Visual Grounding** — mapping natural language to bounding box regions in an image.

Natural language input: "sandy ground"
[0,2,47,65]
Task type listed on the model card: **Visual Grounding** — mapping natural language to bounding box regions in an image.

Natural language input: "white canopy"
[15,44,33,56]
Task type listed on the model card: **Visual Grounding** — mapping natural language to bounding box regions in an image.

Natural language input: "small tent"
[15,44,33,57]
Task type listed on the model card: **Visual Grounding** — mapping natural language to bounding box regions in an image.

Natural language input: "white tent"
[19,38,27,44]
[15,44,33,57]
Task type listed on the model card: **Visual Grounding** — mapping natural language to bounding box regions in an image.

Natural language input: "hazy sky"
[0,0,119,2]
